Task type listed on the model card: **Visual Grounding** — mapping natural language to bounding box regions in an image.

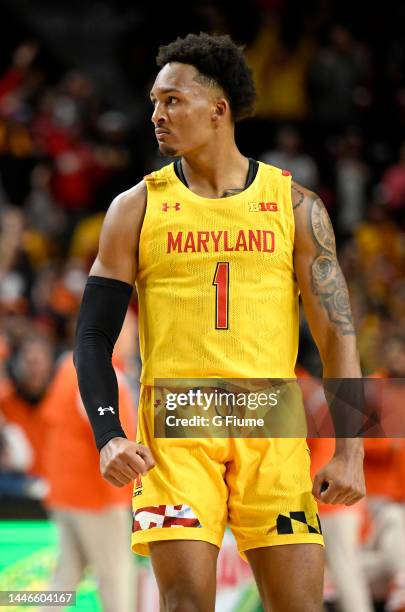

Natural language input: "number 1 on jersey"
[212,262,229,329]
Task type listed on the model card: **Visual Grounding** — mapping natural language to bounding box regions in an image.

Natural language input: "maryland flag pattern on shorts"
[133,504,202,532]
[276,511,322,535]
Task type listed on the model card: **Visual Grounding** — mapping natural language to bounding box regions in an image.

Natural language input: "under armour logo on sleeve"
[98,406,115,415]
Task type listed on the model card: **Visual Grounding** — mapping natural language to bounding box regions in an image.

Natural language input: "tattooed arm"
[292,182,358,344]
[292,181,365,505]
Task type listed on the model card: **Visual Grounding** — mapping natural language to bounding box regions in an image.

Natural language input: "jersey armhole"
[136,180,150,276]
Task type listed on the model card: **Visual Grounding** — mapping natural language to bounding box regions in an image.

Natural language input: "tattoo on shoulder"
[311,199,336,252]
[309,197,355,336]
[292,184,305,209]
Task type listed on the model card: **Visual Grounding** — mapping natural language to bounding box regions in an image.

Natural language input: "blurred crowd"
[0,1,405,610]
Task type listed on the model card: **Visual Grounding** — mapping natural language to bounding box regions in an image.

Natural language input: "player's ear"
[212,98,228,122]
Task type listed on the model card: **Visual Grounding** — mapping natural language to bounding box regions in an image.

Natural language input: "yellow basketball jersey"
[136,161,299,384]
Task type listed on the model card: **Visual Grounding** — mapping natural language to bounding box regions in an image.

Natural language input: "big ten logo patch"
[249,202,278,212]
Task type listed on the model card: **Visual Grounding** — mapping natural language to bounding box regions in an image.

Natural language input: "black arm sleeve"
[73,276,133,452]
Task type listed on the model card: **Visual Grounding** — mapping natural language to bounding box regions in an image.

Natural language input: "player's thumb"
[312,471,327,500]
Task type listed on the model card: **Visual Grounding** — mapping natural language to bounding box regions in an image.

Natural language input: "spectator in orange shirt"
[299,366,372,612]
[361,338,405,612]
[0,334,53,498]
[362,437,405,612]
[41,314,137,612]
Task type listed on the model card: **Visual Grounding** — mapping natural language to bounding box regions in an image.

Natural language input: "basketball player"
[74,33,366,611]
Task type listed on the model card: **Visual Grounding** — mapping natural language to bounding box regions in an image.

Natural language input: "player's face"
[150,63,226,157]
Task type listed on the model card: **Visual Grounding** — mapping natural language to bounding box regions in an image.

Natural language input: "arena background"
[0,1,404,610]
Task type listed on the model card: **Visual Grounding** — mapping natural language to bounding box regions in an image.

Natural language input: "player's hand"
[100,437,155,488]
[312,452,366,505]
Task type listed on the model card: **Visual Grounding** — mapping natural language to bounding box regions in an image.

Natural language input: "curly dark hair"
[156,32,256,122]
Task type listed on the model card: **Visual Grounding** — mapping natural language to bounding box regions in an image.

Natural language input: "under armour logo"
[98,406,115,415]
[162,202,181,212]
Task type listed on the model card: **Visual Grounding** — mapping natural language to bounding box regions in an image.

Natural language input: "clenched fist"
[100,437,155,488]
[312,450,366,506]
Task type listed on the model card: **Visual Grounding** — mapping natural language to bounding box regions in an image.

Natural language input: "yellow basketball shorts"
[131,386,324,560]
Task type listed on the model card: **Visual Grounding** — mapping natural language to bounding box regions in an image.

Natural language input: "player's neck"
[180,141,249,199]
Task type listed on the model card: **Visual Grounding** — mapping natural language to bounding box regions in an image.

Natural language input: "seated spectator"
[0,206,33,316]
[261,126,319,190]
[335,129,370,238]
[246,17,315,120]
[381,141,405,224]
[309,25,370,128]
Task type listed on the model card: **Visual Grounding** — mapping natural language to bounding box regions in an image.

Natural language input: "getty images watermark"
[164,386,281,428]
[153,377,405,439]
[153,378,308,438]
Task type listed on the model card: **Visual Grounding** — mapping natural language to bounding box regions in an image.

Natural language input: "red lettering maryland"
[167,231,183,253]
[235,230,248,251]
[248,230,262,251]
[166,229,276,253]
[210,231,223,252]
[263,230,275,252]
[197,231,210,252]
[184,232,196,252]
[223,230,234,252]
